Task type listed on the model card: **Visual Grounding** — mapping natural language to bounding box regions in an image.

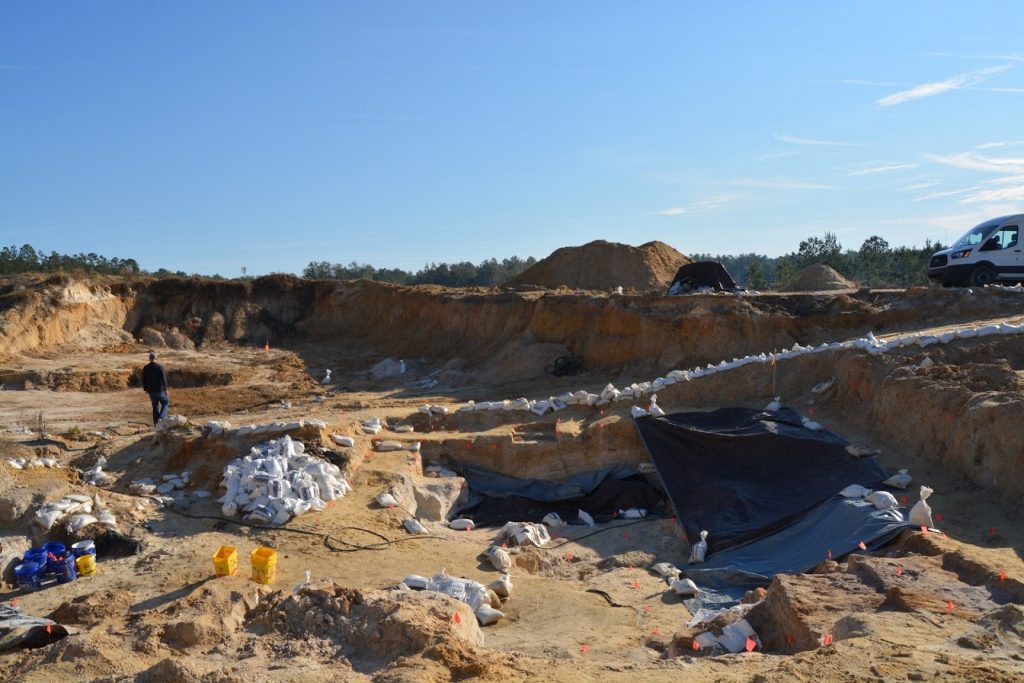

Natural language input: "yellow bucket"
[75,553,96,576]
[213,546,238,577]
[250,547,277,585]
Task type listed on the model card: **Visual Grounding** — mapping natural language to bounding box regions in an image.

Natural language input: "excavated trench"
[4,274,1023,499]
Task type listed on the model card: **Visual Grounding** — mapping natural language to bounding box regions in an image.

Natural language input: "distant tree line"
[0,234,945,290]
[695,232,945,289]
[302,256,538,287]
[0,244,141,276]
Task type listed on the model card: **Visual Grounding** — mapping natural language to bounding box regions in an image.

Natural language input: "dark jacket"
[142,362,167,394]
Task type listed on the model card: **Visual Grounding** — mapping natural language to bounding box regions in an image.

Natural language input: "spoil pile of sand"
[785,264,857,291]
[509,240,690,291]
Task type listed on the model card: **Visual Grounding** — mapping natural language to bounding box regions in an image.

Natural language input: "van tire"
[970,265,996,287]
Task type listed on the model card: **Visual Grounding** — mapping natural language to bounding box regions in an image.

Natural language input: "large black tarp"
[634,407,889,553]
[457,464,667,528]
[668,261,739,293]
[680,497,908,614]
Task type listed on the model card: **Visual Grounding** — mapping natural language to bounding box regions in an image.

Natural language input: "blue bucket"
[24,547,47,565]
[44,541,66,558]
[15,561,45,591]
[71,540,96,557]
[55,554,77,584]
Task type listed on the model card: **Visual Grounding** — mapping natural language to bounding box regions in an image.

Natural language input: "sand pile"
[785,264,857,291]
[508,240,690,291]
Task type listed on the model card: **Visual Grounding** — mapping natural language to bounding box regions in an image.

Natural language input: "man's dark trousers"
[150,391,169,425]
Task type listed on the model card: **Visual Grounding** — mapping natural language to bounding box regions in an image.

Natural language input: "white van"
[927,214,1023,287]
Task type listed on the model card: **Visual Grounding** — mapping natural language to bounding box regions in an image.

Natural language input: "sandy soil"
[0,276,1022,682]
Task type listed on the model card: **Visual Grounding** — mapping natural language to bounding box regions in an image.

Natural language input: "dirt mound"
[49,588,137,625]
[508,240,690,291]
[249,580,515,677]
[785,264,857,291]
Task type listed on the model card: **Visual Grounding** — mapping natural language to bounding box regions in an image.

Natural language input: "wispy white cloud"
[842,161,919,176]
[923,152,1024,174]
[876,64,1014,106]
[654,194,738,216]
[912,187,980,201]
[879,206,1022,235]
[902,181,940,191]
[731,178,836,190]
[961,184,1024,204]
[959,86,1024,94]
[773,133,867,147]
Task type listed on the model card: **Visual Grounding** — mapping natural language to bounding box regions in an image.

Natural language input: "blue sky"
[3,2,1024,276]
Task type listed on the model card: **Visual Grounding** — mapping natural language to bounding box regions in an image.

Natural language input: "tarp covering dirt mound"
[668,261,739,293]
[508,240,690,291]
[634,407,888,553]
[784,264,857,291]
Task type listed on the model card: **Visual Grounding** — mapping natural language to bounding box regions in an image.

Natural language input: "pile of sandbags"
[400,571,509,626]
[32,493,118,533]
[217,434,351,524]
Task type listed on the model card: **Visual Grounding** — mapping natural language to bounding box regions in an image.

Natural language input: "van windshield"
[952,223,996,249]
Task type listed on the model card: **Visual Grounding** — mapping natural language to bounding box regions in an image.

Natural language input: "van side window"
[995,225,1019,249]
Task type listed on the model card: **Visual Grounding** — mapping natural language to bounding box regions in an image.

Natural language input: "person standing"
[142,351,169,426]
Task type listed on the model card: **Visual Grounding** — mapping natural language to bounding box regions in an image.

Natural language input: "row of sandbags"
[32,493,118,533]
[455,320,1024,417]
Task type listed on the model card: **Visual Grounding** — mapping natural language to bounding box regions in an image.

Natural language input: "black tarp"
[668,261,739,293]
[456,464,667,528]
[634,407,889,553]
[680,497,908,614]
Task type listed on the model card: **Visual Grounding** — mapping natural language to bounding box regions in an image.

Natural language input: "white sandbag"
[376,492,399,508]
[488,573,512,599]
[376,440,404,452]
[402,574,430,589]
[716,618,760,654]
[648,395,666,418]
[763,396,781,412]
[448,518,475,531]
[651,562,680,579]
[500,521,551,547]
[156,482,175,495]
[475,605,504,626]
[426,573,490,611]
[838,484,873,498]
[671,577,700,596]
[404,518,428,534]
[883,468,912,489]
[316,476,337,501]
[484,544,512,571]
[865,490,898,510]
[98,509,118,528]
[689,530,709,564]
[578,509,595,527]
[34,507,63,530]
[67,513,99,532]
[331,434,355,447]
[909,485,934,528]
[630,405,649,419]
[393,424,415,433]
[542,512,567,528]
[618,508,646,519]
[222,501,238,516]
